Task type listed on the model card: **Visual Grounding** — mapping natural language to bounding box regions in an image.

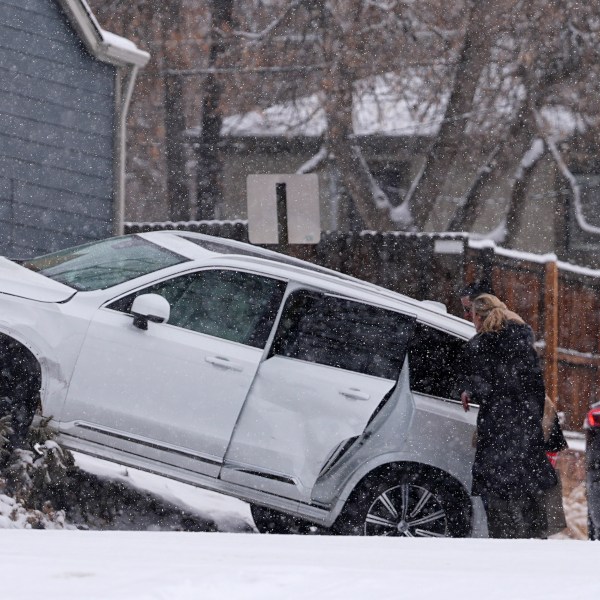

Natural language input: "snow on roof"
[222,94,326,137]
[538,105,586,139]
[221,72,581,139]
[98,29,149,66]
[222,74,444,138]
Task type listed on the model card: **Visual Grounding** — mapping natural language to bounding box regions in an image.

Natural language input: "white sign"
[247,174,320,244]
[433,239,464,254]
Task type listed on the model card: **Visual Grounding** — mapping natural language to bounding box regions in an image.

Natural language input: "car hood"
[0,257,76,303]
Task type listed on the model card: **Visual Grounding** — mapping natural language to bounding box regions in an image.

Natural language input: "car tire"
[250,505,314,534]
[0,337,41,461]
[333,466,470,537]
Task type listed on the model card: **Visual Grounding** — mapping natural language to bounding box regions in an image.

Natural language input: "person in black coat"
[461,294,558,538]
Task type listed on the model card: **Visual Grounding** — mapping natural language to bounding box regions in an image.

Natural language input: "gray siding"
[0,0,116,257]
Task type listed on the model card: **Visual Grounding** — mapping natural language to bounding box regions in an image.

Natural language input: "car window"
[20,235,187,291]
[408,323,468,402]
[270,290,415,380]
[109,270,286,348]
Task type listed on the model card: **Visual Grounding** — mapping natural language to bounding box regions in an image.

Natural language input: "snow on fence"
[126,221,599,431]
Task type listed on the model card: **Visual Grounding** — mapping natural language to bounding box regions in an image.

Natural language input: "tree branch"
[296,146,330,174]
[230,0,308,43]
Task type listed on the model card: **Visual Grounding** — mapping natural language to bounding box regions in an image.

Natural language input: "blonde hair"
[471,293,525,333]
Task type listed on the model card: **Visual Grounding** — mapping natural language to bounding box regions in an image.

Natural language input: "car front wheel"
[0,335,41,461]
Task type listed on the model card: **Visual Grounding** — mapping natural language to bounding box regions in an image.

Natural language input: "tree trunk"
[162,0,190,221]
[164,73,190,220]
[407,0,498,230]
[503,106,546,246]
[504,144,544,247]
[324,67,396,231]
[195,71,224,220]
[195,0,234,220]
[446,145,501,231]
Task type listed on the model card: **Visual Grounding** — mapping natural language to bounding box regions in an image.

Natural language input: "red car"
[586,402,600,540]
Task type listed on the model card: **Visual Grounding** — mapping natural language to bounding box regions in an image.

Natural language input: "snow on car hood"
[0,257,76,303]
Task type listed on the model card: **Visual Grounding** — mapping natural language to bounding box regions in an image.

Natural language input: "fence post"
[544,259,559,405]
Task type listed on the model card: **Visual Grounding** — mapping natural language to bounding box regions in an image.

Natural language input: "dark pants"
[483,492,548,539]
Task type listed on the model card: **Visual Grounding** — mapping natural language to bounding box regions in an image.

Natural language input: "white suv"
[0,231,485,536]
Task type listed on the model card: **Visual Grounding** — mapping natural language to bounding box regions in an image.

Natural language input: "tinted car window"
[270,290,415,379]
[408,323,467,401]
[21,235,187,291]
[109,270,286,348]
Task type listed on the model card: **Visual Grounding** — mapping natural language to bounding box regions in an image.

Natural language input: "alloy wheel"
[364,483,448,537]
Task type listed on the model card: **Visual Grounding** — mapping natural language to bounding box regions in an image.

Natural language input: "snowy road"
[1,453,598,599]
[1,530,598,600]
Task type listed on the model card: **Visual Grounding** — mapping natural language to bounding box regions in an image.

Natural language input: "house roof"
[216,73,582,141]
[57,0,149,67]
[220,75,443,138]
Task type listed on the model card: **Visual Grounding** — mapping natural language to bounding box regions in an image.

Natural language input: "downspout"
[114,64,139,236]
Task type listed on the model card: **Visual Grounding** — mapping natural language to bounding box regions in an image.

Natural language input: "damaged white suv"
[0,231,485,536]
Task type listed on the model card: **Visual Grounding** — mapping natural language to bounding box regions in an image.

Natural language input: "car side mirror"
[130,293,170,330]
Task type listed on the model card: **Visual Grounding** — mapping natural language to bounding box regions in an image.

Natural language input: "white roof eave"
[58,0,149,68]
[97,31,150,68]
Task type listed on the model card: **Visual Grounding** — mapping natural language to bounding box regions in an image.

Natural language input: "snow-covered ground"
[73,452,254,533]
[1,529,598,600]
[0,451,597,599]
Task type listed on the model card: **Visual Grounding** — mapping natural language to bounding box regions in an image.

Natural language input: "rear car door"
[61,268,285,477]
[221,288,416,501]
[405,322,478,480]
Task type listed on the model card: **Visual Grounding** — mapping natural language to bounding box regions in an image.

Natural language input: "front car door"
[60,268,286,477]
[221,289,416,502]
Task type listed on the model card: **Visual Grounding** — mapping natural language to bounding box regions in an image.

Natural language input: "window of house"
[576,175,600,228]
[108,270,286,348]
[270,290,416,380]
[408,323,468,402]
[369,161,409,206]
[568,175,600,252]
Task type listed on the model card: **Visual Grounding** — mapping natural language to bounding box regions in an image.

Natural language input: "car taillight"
[588,408,600,428]
[546,452,558,468]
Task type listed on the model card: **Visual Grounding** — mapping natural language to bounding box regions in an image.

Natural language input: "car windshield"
[21,235,188,291]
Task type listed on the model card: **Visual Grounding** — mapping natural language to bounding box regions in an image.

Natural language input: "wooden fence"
[466,242,600,431]
[126,221,600,431]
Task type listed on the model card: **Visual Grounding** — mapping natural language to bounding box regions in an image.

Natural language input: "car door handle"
[205,356,243,372]
[339,388,371,401]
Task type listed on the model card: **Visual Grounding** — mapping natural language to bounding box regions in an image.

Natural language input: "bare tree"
[92,0,600,234]
[451,0,600,242]
[225,0,458,229]
[88,0,210,221]
[195,0,235,220]
[403,0,505,230]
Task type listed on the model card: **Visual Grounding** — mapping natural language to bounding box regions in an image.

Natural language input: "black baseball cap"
[460,280,494,299]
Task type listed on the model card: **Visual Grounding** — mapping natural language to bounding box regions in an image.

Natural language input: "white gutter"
[113,65,140,235]
[56,0,150,235]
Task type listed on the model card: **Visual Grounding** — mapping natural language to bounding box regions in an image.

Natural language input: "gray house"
[0,0,148,258]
